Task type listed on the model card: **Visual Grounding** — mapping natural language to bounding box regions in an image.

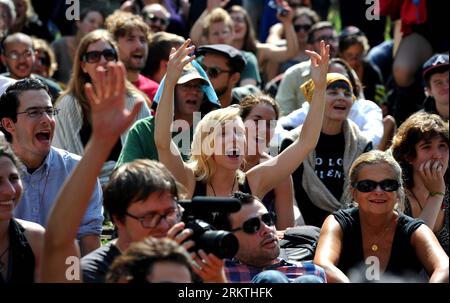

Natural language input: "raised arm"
[314,215,350,283]
[154,40,196,191]
[40,62,142,282]
[257,2,299,64]
[247,41,329,198]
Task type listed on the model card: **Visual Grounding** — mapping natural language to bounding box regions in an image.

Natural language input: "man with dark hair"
[213,191,326,283]
[276,21,338,116]
[196,44,246,108]
[0,33,61,102]
[142,31,185,84]
[0,78,103,256]
[421,54,449,121]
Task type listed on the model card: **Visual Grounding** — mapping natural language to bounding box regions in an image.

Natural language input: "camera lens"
[198,230,239,259]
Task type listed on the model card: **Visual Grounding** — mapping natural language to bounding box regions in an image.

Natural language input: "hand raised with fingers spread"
[84,62,142,147]
[306,40,330,88]
[166,39,196,84]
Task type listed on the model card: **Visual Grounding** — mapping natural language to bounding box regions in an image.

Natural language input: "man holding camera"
[81,158,227,283]
[214,192,326,283]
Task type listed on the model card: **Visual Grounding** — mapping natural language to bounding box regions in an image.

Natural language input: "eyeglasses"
[231,212,276,234]
[294,24,311,32]
[231,15,246,23]
[144,14,169,26]
[201,64,232,79]
[16,107,60,118]
[125,206,180,229]
[82,49,118,64]
[352,179,400,193]
[5,49,33,60]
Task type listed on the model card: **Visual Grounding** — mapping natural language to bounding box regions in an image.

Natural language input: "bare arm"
[40,62,142,282]
[154,40,196,194]
[257,3,298,64]
[189,0,230,45]
[411,225,449,283]
[273,175,295,229]
[416,160,446,231]
[247,42,329,197]
[314,215,350,283]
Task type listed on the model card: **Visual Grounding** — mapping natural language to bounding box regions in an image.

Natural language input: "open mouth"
[35,130,51,143]
[131,53,144,60]
[369,199,387,204]
[0,200,14,210]
[333,104,347,111]
[225,149,241,159]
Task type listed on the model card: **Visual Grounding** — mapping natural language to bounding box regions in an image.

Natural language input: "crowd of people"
[0,0,448,284]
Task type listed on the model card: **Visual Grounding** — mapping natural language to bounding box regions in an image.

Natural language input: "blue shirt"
[14,147,104,238]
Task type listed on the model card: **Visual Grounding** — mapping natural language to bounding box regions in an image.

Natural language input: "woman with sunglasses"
[0,138,45,283]
[52,29,151,185]
[314,150,449,283]
[239,94,297,229]
[391,112,449,255]
[156,39,328,201]
[280,71,372,228]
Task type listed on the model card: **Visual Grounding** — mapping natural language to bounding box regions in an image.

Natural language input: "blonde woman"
[314,150,448,282]
[155,39,329,201]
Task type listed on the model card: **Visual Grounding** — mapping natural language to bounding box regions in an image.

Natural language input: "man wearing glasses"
[142,3,171,33]
[81,159,226,283]
[214,192,326,283]
[196,44,246,108]
[0,33,62,103]
[0,78,104,256]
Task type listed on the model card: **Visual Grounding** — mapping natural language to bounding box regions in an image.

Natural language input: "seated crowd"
[0,0,448,284]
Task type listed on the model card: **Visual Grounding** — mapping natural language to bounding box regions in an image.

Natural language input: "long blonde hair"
[188,106,245,183]
[58,29,147,122]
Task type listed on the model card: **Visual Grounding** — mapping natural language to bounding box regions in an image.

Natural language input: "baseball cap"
[178,62,209,85]
[422,54,449,81]
[195,44,246,73]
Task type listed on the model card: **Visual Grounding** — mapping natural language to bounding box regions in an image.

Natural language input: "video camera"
[178,196,241,259]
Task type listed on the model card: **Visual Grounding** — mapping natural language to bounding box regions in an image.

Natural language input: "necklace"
[368,216,396,252]
[209,175,237,197]
[409,189,424,211]
[0,245,9,273]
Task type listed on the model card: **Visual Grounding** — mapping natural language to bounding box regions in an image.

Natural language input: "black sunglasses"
[82,49,118,64]
[352,179,400,193]
[144,14,170,26]
[231,212,276,234]
[294,24,311,32]
[201,64,232,79]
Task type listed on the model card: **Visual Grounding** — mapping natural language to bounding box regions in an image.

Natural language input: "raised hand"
[276,0,294,24]
[418,160,446,194]
[84,62,142,147]
[166,39,196,85]
[306,40,330,88]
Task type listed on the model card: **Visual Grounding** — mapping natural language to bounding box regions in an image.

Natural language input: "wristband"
[429,191,445,197]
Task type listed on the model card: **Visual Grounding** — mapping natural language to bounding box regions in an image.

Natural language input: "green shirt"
[116,116,192,167]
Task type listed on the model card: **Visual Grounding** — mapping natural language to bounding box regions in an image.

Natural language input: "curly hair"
[391,112,449,189]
